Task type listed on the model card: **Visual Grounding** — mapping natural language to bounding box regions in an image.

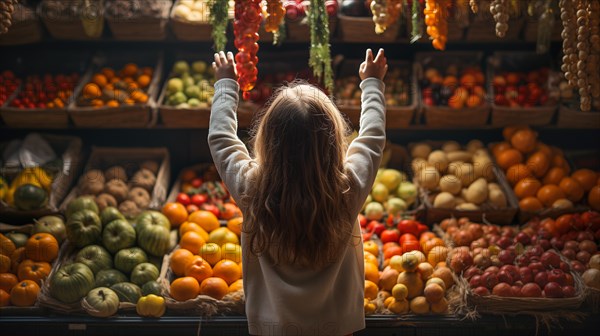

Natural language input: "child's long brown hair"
[242,81,354,269]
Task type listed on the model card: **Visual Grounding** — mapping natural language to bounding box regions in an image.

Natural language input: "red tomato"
[555,214,574,236]
[366,221,385,237]
[399,233,417,245]
[417,224,429,237]
[201,203,220,218]
[186,204,199,213]
[397,219,419,236]
[380,229,400,244]
[581,211,600,231]
[383,245,402,259]
[191,194,208,207]
[357,214,367,227]
[383,242,399,251]
[176,193,191,206]
[191,178,203,188]
[402,240,421,253]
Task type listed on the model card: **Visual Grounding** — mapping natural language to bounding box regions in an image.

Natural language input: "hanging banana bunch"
[0,0,17,34]
[371,0,388,34]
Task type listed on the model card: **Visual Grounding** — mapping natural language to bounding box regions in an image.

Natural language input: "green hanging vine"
[309,0,333,93]
[209,0,228,51]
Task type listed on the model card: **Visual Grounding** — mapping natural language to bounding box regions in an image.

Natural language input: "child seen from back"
[208,48,387,335]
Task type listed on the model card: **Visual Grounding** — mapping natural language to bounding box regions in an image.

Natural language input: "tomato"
[399,233,417,245]
[402,240,421,253]
[541,218,556,236]
[417,224,429,237]
[201,203,220,218]
[380,229,400,244]
[554,214,574,236]
[191,178,203,188]
[383,242,399,252]
[176,193,191,206]
[571,213,585,231]
[397,219,419,236]
[362,231,373,242]
[366,221,385,237]
[357,214,367,227]
[383,245,402,259]
[581,211,600,231]
[191,194,207,207]
[186,204,199,213]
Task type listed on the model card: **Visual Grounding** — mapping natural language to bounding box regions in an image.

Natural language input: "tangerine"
[497,149,523,170]
[228,279,243,293]
[170,249,195,277]
[492,142,512,158]
[226,217,242,237]
[212,259,241,285]
[188,210,219,233]
[92,74,108,87]
[0,288,9,307]
[543,167,567,185]
[364,251,379,267]
[180,231,206,254]
[208,228,239,246]
[179,222,209,241]
[106,100,119,107]
[558,177,585,203]
[510,128,537,154]
[363,240,379,257]
[123,63,139,77]
[199,277,229,300]
[506,164,532,186]
[137,74,151,88]
[0,273,18,293]
[83,83,102,99]
[514,178,542,199]
[588,186,600,211]
[221,204,242,221]
[526,151,550,178]
[170,276,199,301]
[537,185,565,207]
[162,202,188,227]
[185,255,213,283]
[365,280,379,300]
[221,243,242,263]
[571,169,597,192]
[502,125,527,141]
[101,68,115,80]
[365,262,379,284]
[200,243,221,266]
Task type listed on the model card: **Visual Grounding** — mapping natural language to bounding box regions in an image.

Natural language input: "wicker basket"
[59,146,171,213]
[0,134,83,221]
[338,14,399,43]
[415,52,491,127]
[556,105,600,129]
[0,105,69,128]
[38,0,106,40]
[285,15,338,42]
[169,0,212,41]
[68,52,163,128]
[487,52,557,127]
[105,0,171,41]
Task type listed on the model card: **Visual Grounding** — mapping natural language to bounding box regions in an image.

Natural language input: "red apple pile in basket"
[9,73,79,109]
[0,70,20,106]
[492,68,553,107]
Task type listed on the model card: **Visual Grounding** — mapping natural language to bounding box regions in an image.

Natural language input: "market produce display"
[0,0,17,34]
[420,65,486,108]
[336,66,411,108]
[0,70,20,106]
[8,73,80,110]
[106,0,168,19]
[492,68,552,107]
[163,60,214,108]
[1,167,54,211]
[233,0,262,99]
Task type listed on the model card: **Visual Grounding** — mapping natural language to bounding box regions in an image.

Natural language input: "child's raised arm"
[345,49,388,211]
[208,51,254,204]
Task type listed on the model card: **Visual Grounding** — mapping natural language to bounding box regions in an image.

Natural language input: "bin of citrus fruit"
[158,199,245,316]
[68,52,163,128]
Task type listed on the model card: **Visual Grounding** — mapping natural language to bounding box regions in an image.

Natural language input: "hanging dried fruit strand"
[411,0,423,43]
[536,0,554,54]
[386,0,402,27]
[234,0,262,99]
[424,0,449,50]
[210,0,229,51]
[0,0,17,34]
[470,0,479,13]
[490,0,509,38]
[371,0,388,34]
[560,0,577,88]
[309,0,333,92]
[588,0,600,101]
[264,0,285,33]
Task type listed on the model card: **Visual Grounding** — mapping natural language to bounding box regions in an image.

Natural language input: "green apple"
[182,74,195,89]
[177,103,190,109]
[192,61,207,74]
[188,98,201,107]
[169,91,187,105]
[173,61,189,75]
[185,85,201,99]
[193,74,204,83]
[167,78,183,94]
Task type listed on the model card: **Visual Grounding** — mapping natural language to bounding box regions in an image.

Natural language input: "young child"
[208,48,387,335]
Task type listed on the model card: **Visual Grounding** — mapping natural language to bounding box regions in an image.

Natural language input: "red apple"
[548,269,567,286]
[492,283,513,297]
[498,250,516,265]
[521,283,543,297]
[562,248,577,260]
[576,250,591,264]
[551,237,565,250]
[514,232,531,245]
[529,262,545,275]
[464,266,483,280]
[497,237,512,249]
[528,245,544,257]
[562,285,576,298]
[473,286,490,296]
[579,240,597,254]
[538,239,551,251]
[534,271,548,288]
[485,266,499,274]
[541,251,561,269]
[511,285,522,297]
[564,273,574,286]
[497,270,514,285]
[564,240,579,251]
[570,260,586,274]
[500,265,520,282]
[469,275,482,288]
[481,271,499,289]
[543,282,563,298]
[577,231,594,242]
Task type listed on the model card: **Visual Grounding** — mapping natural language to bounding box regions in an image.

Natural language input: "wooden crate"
[68,52,163,128]
[556,105,600,129]
[169,0,211,41]
[286,15,338,42]
[338,14,399,43]
[105,0,171,41]
[38,0,105,40]
[0,20,43,46]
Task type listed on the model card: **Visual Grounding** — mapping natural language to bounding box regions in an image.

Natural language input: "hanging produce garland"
[234,0,262,100]
[455,0,470,28]
[264,0,285,33]
[370,0,402,34]
[424,0,449,50]
[210,0,229,52]
[490,0,509,38]
[535,0,554,54]
[0,0,17,34]
[470,0,479,13]
[308,0,334,93]
[411,0,423,43]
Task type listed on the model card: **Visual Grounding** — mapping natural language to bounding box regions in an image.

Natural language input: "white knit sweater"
[208,77,386,335]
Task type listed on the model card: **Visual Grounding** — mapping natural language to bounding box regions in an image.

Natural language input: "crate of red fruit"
[105,0,171,41]
[0,1,43,46]
[0,70,21,113]
[69,52,163,128]
[38,0,105,40]
[415,52,490,127]
[283,0,338,42]
[464,0,525,41]
[487,52,558,126]
[335,58,416,129]
[440,218,586,316]
[337,0,400,43]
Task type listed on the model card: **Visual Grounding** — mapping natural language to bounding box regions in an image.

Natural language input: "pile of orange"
[79,63,152,108]
[1,232,59,307]
[493,125,600,212]
[167,209,244,302]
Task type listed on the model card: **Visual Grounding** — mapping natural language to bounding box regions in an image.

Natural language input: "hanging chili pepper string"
[234,0,261,100]
[264,0,285,33]
[308,0,333,93]
[210,0,229,51]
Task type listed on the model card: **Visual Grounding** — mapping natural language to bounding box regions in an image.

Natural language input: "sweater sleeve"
[207,78,255,204]
[345,78,386,211]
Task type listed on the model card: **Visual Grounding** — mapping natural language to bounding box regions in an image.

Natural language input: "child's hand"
[213,51,237,81]
[359,48,388,81]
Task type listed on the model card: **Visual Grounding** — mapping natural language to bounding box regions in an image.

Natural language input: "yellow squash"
[136,294,166,318]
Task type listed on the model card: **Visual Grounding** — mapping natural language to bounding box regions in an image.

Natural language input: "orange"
[510,128,537,154]
[226,217,242,237]
[212,259,241,285]
[185,256,213,284]
[228,279,243,293]
[571,169,597,192]
[558,177,584,203]
[514,178,542,199]
[506,164,532,186]
[526,151,550,178]
[492,142,512,158]
[0,255,10,273]
[427,246,449,266]
[422,238,445,256]
[419,232,437,246]
[127,82,139,91]
[170,249,195,277]
[179,222,209,241]
[519,197,543,212]
[130,91,148,104]
[180,231,206,254]
[364,251,379,267]
[589,186,600,211]
[101,67,115,80]
[543,167,567,185]
[162,202,188,228]
[0,273,18,293]
[497,149,523,170]
[503,125,527,142]
[536,185,565,207]
[365,261,379,284]
[123,63,139,77]
[552,155,571,173]
[188,210,220,233]
[221,203,242,221]
[106,100,119,107]
[363,240,379,257]
[536,143,553,159]
[91,99,104,107]
[142,67,154,76]
[221,243,242,263]
[0,288,9,307]
[200,243,221,266]
[365,280,379,300]
[460,73,476,88]
[199,277,229,300]
[83,83,102,99]
[137,74,151,88]
[170,276,199,302]
[92,74,108,87]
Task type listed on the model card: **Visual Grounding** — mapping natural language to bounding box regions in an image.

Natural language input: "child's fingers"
[214,53,222,67]
[219,51,228,64]
[365,48,373,63]
[359,62,367,73]
[227,51,235,64]
[373,48,385,64]
[212,62,217,70]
